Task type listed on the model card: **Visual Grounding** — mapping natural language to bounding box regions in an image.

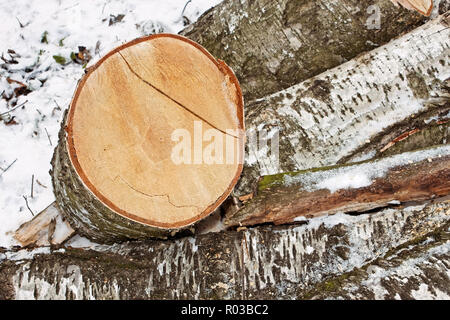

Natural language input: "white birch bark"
[1,199,449,299]
[237,14,450,196]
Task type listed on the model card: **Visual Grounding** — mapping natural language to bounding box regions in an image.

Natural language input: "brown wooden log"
[51,34,245,243]
[181,0,444,101]
[225,145,450,227]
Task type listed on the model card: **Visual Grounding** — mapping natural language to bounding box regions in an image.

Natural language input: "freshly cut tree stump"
[51,34,245,243]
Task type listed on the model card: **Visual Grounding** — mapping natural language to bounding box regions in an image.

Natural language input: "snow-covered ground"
[0,0,222,248]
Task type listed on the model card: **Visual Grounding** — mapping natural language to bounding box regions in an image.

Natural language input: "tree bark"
[181,0,446,101]
[235,14,450,197]
[1,198,449,299]
[226,145,450,227]
[300,225,450,299]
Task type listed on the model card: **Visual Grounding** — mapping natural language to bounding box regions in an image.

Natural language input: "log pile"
[234,14,450,197]
[2,0,450,300]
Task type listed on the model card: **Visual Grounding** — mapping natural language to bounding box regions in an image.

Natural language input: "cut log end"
[391,0,433,16]
[53,34,244,242]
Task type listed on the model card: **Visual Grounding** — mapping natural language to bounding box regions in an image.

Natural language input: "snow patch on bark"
[283,145,449,193]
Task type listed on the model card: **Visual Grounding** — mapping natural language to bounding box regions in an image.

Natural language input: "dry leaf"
[391,0,433,16]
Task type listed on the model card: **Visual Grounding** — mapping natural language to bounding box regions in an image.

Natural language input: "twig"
[36,179,47,188]
[45,127,52,146]
[181,0,192,17]
[0,158,17,177]
[53,99,61,110]
[16,17,24,28]
[31,174,34,198]
[23,195,34,216]
[0,100,28,117]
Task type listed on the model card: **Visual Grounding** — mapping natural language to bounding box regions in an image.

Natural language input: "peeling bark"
[226,145,450,227]
[236,14,450,197]
[181,0,444,101]
[0,199,449,299]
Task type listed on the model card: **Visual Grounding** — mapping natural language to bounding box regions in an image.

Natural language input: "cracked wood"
[52,34,244,243]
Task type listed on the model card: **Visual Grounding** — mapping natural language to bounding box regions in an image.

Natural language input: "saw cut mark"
[118,52,239,139]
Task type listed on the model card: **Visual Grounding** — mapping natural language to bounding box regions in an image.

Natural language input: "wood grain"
[57,34,244,240]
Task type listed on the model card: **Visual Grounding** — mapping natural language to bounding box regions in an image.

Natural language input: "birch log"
[50,34,245,243]
[0,198,449,299]
[391,0,434,16]
[181,0,443,101]
[226,145,450,227]
[235,14,450,197]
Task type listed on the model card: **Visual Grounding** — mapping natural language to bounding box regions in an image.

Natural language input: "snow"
[0,0,222,249]
[2,246,52,262]
[317,172,372,193]
[284,145,450,193]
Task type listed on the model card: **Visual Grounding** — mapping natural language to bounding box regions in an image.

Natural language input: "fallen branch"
[14,203,75,247]
[22,196,34,217]
[0,158,17,177]
[30,174,34,198]
[44,128,52,146]
[0,100,27,117]
[226,145,450,227]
